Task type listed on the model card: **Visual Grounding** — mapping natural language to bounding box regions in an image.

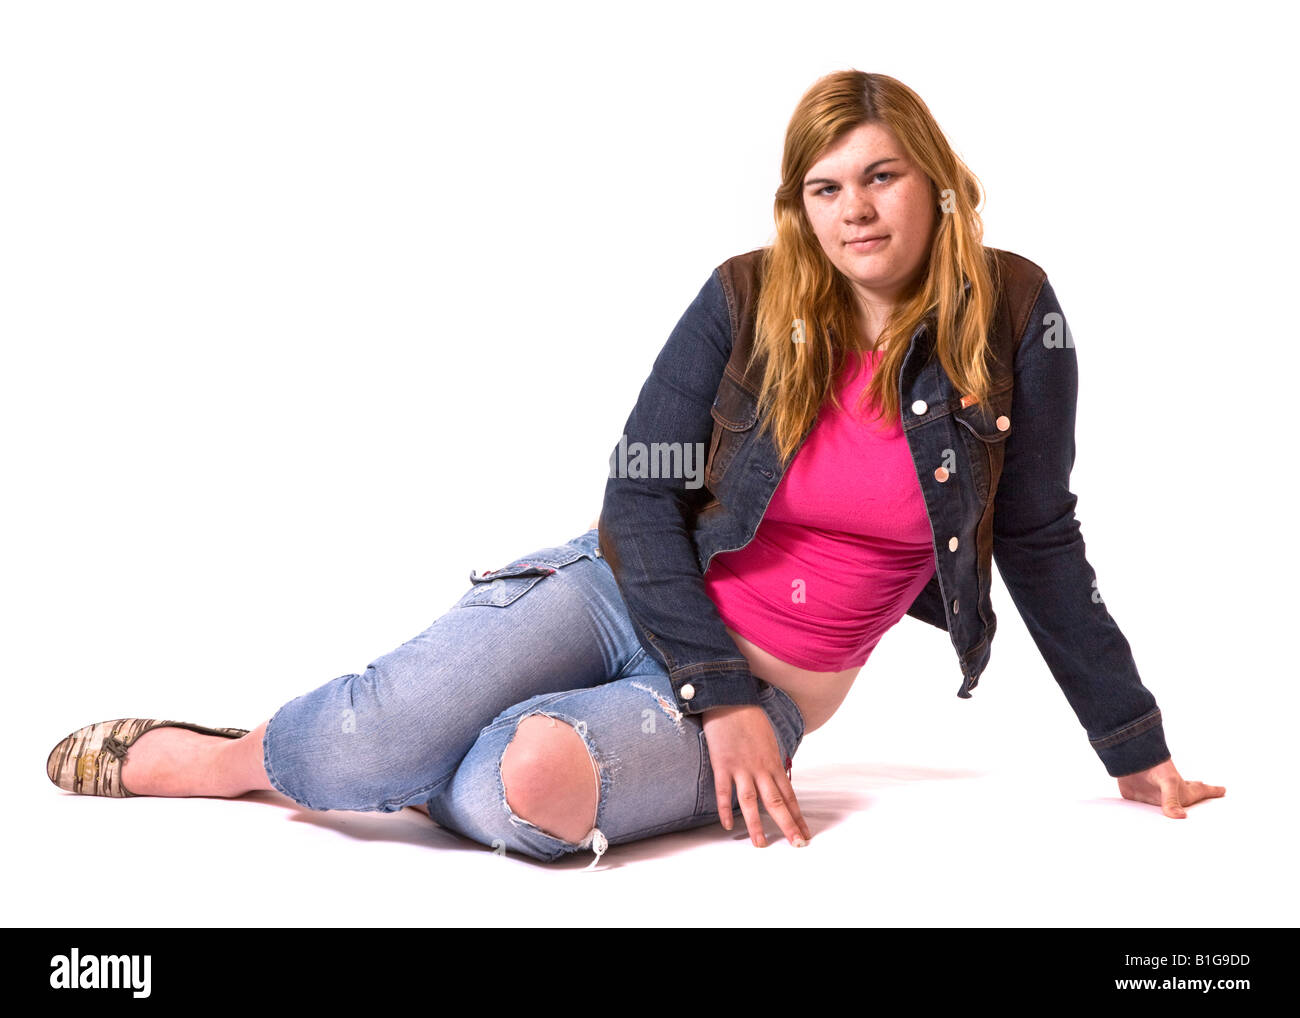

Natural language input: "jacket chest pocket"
[952,389,1013,504]
[705,372,760,493]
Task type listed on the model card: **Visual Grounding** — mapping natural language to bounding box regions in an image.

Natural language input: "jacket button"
[948,536,959,551]
[934,466,950,482]
[996,414,1010,431]
[952,598,960,614]
[680,683,696,701]
[911,399,928,416]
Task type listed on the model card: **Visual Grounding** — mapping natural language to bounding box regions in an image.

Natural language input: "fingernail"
[793,837,807,847]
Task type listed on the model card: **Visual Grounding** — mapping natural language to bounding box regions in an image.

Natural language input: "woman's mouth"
[846,236,887,251]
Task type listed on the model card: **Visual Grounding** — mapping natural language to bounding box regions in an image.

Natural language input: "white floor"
[11,613,1286,928]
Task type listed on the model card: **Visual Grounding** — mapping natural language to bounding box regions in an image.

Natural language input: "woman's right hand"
[702,704,812,848]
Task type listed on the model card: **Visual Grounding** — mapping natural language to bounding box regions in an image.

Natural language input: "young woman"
[46,70,1223,866]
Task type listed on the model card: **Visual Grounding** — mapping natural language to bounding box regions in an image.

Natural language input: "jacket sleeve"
[597,269,763,715]
[991,276,1172,777]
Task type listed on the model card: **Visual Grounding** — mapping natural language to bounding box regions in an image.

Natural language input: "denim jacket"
[597,246,1169,777]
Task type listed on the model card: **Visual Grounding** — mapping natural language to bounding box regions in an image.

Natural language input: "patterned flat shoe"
[46,718,251,797]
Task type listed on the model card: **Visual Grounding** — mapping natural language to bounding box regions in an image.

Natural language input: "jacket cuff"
[1090,709,1171,778]
[670,666,762,715]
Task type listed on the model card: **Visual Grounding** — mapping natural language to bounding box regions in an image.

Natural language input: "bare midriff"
[724,624,860,734]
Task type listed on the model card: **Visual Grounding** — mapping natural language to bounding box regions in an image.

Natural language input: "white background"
[4,0,1296,928]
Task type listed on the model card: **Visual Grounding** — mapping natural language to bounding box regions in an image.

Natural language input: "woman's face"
[801,121,938,321]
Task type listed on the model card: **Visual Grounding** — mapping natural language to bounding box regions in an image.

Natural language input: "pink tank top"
[702,348,937,671]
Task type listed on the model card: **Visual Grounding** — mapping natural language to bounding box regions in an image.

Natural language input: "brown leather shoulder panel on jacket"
[987,247,1048,377]
[714,247,769,393]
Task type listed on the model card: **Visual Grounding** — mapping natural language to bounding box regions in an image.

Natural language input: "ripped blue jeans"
[261,528,806,865]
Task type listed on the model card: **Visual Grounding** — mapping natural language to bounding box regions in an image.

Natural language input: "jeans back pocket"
[453,541,592,609]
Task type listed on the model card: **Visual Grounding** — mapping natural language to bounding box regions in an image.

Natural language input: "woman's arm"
[598,268,810,847]
[990,276,1223,812]
[598,269,764,714]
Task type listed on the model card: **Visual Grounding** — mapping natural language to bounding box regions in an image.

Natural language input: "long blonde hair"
[754,70,1000,462]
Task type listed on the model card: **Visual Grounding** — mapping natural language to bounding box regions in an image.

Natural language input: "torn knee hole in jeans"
[499,711,608,869]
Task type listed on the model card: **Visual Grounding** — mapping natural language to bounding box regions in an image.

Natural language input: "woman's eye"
[814,173,892,196]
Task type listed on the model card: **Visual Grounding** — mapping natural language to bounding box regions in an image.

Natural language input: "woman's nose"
[843,188,876,220]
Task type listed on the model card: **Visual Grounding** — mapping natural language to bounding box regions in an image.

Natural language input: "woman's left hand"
[1116,757,1225,818]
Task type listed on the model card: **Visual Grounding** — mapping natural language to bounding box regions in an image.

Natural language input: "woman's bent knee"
[500,713,599,845]
[262,681,454,812]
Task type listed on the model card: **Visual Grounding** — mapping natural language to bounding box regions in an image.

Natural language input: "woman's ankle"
[120,727,259,798]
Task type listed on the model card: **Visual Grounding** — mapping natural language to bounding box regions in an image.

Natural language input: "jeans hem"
[262,703,317,810]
